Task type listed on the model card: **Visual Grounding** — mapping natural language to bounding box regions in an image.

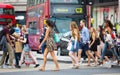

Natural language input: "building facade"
[92,0,118,28]
[1,0,27,25]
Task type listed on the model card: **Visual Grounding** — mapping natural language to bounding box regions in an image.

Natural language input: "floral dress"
[46,28,57,52]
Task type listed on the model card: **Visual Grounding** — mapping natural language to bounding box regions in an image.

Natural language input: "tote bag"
[15,41,22,53]
[67,42,73,51]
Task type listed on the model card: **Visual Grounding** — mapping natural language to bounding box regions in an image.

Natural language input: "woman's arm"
[20,38,27,43]
[39,28,50,48]
[74,29,78,49]
[74,36,78,49]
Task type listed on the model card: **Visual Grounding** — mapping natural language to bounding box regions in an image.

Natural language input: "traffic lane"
[0,68,120,75]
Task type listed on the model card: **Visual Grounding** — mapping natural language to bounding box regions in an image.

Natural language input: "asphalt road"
[0,60,120,75]
[0,67,120,75]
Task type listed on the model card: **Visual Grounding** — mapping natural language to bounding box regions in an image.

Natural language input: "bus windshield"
[0,8,14,15]
[51,18,71,33]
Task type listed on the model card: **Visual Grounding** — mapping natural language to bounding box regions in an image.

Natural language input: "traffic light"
[87,0,94,5]
[81,0,87,5]
[81,0,94,5]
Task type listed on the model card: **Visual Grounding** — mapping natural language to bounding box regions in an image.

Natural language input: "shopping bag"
[15,41,22,53]
[67,42,73,50]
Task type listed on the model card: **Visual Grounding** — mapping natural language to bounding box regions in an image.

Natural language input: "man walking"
[0,19,14,68]
[78,20,97,66]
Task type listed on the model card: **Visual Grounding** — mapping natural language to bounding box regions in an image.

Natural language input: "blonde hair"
[91,27,97,39]
[21,25,27,32]
[70,21,80,41]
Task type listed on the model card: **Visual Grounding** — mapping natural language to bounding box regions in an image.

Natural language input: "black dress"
[90,36,98,51]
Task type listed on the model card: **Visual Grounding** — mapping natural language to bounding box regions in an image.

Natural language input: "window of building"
[99,0,118,3]
[50,0,79,4]
[28,0,46,7]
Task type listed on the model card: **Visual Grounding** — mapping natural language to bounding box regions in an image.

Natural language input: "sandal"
[53,67,59,71]
[39,67,45,71]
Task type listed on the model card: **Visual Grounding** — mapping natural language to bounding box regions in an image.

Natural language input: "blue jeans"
[15,53,21,66]
[101,42,119,61]
[41,42,46,54]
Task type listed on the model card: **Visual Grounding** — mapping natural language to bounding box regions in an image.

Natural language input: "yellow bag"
[15,41,22,53]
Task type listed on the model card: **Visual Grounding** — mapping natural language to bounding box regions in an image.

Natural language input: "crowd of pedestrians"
[0,19,120,71]
[0,19,39,69]
[67,20,120,69]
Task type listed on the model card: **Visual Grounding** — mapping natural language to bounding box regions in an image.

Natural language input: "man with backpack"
[0,19,15,68]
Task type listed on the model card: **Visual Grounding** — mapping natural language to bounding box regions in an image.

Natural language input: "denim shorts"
[70,41,79,52]
[23,44,31,52]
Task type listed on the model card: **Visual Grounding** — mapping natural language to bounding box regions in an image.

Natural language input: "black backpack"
[0,30,4,40]
[0,30,4,50]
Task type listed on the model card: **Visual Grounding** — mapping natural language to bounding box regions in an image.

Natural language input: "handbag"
[67,42,73,50]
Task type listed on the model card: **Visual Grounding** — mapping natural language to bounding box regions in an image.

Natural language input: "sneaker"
[15,65,21,69]
[111,61,117,65]
[104,61,111,68]
[34,64,40,68]
[5,63,9,66]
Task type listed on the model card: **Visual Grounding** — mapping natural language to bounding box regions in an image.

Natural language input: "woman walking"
[89,27,101,66]
[39,20,59,71]
[100,20,120,65]
[19,25,39,68]
[68,21,80,69]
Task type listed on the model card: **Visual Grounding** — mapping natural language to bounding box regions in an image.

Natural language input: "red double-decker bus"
[26,0,86,50]
[0,4,16,29]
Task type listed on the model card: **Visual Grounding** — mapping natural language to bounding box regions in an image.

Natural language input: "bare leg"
[74,52,79,65]
[87,55,91,66]
[69,52,76,64]
[78,50,82,62]
[39,48,48,71]
[50,51,59,71]
[95,51,101,59]
[19,51,26,65]
[69,52,79,68]
[86,50,97,64]
[28,51,38,64]
[69,52,75,66]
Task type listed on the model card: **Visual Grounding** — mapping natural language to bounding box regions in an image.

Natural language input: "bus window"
[0,18,6,22]
[28,21,37,34]
[3,8,14,15]
[0,8,14,15]
[0,8,3,14]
